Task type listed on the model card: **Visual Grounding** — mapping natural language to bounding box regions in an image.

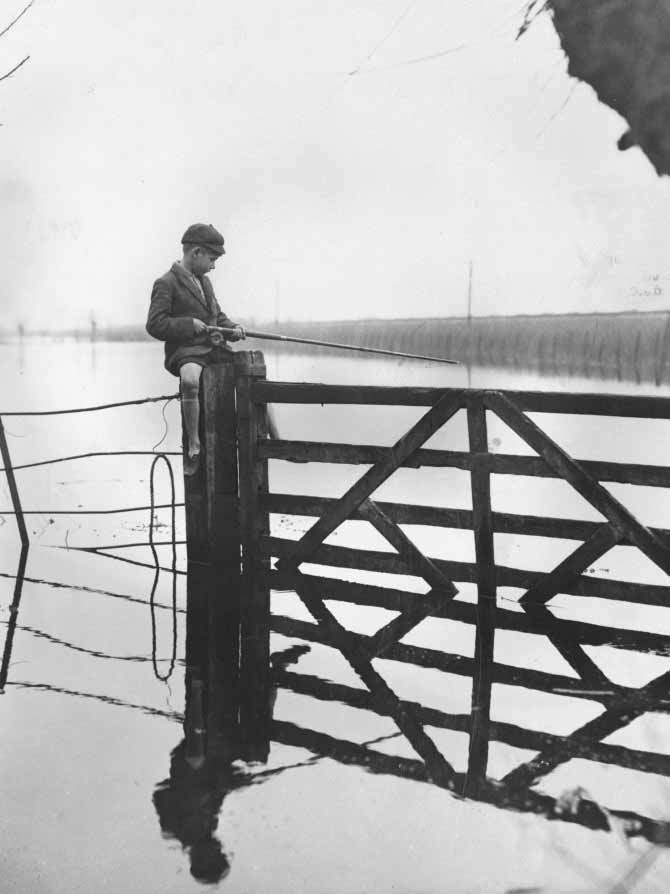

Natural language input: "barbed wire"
[0,393,179,417]
[0,450,181,473]
[0,503,185,516]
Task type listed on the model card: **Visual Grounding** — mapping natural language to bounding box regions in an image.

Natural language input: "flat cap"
[181,223,225,256]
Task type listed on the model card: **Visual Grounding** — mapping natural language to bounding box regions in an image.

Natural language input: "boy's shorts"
[169,345,233,377]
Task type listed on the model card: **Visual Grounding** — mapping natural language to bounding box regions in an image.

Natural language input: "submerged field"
[2,337,670,893]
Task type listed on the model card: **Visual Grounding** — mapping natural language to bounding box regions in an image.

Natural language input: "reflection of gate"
[188,353,670,840]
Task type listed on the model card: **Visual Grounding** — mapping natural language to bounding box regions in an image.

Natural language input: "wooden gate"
[189,354,670,838]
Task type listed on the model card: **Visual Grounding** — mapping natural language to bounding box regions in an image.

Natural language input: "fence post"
[0,544,29,693]
[183,361,241,740]
[235,350,271,760]
[0,415,29,547]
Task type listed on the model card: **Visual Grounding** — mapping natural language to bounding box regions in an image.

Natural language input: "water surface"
[2,338,670,893]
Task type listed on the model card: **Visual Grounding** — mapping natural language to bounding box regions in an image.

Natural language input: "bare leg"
[266,403,280,440]
[180,363,203,472]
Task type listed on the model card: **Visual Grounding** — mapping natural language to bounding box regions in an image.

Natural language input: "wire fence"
[0,393,178,416]
[0,391,186,683]
[0,392,182,542]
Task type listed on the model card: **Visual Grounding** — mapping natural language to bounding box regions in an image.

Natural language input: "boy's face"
[190,248,220,277]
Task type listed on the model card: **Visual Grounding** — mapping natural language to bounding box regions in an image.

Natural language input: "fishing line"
[149,453,178,682]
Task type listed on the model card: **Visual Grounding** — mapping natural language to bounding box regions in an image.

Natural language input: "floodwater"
[2,337,670,893]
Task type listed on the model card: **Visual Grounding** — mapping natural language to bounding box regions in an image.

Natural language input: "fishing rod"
[207,326,459,365]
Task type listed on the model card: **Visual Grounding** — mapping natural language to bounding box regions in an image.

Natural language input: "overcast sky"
[1,0,670,330]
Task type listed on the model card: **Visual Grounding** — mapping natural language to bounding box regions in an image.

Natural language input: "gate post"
[183,361,239,566]
[183,361,241,740]
[235,350,272,760]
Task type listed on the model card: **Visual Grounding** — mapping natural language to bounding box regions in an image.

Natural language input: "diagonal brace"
[359,499,458,594]
[520,523,621,606]
[366,588,451,659]
[276,391,464,570]
[500,664,670,792]
[358,499,458,658]
[293,572,455,787]
[485,392,670,578]
[523,603,613,691]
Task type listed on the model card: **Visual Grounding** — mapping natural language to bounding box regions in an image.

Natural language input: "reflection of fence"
[268,673,670,845]
[0,391,188,687]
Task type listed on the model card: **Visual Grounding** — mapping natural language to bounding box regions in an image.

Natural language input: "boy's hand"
[193,318,208,335]
[229,325,246,341]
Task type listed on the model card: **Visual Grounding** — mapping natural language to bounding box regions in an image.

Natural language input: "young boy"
[146,223,246,474]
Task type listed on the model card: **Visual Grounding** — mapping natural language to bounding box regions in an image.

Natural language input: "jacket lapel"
[171,263,210,313]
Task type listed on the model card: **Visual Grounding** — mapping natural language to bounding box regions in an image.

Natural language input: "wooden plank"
[267,568,670,657]
[273,669,670,778]
[485,392,670,578]
[491,455,670,488]
[254,381,670,418]
[255,381,453,406]
[359,499,458,594]
[0,415,29,546]
[184,363,236,564]
[520,523,621,605]
[262,492,670,542]
[264,491,475,529]
[202,362,239,564]
[512,390,670,419]
[235,351,271,760]
[260,440,670,488]
[265,535,670,608]
[202,560,241,741]
[464,395,496,797]
[527,568,670,607]
[275,392,464,570]
[293,573,456,786]
[268,533,463,577]
[270,614,635,703]
[200,364,242,738]
[185,563,222,762]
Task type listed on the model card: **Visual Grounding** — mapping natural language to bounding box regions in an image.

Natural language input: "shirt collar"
[177,260,200,282]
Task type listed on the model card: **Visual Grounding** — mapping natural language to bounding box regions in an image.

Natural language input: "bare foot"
[184,444,201,477]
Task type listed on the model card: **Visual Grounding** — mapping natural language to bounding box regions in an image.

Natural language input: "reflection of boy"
[146,223,245,473]
[153,739,238,884]
[152,642,311,884]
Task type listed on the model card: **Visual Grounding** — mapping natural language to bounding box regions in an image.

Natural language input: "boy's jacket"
[146,262,239,374]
